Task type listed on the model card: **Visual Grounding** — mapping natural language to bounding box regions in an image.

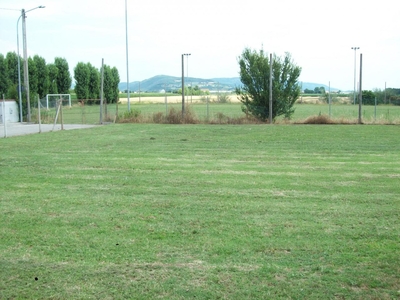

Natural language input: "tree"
[103,65,120,104]
[47,63,58,94]
[54,57,71,94]
[28,57,38,98]
[33,55,49,99]
[0,54,8,96]
[74,62,90,100]
[236,48,301,121]
[304,88,314,94]
[361,90,376,105]
[5,52,20,86]
[88,63,100,100]
[314,86,325,94]
[110,67,120,103]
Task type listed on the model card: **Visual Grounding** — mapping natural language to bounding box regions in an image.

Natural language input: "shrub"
[303,114,334,124]
[152,112,165,124]
[118,109,142,123]
[216,93,231,103]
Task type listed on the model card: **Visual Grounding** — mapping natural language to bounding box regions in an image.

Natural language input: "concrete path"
[0,122,98,138]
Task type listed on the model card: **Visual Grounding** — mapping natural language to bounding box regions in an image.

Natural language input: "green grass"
[1,125,400,299]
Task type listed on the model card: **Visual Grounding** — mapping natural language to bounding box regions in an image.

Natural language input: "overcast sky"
[1,0,399,91]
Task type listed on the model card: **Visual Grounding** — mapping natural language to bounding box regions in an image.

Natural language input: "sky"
[1,0,399,91]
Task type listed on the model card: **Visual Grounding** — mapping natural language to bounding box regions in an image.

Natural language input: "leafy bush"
[118,109,142,123]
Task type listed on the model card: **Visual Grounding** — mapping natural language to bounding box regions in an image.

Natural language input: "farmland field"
[1,124,399,299]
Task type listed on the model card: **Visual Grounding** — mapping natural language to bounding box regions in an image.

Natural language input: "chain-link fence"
[25,95,400,125]
[31,97,118,125]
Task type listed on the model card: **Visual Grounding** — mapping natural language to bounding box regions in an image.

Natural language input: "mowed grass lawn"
[1,124,399,299]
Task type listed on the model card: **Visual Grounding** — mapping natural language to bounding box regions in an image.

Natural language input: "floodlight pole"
[351,47,360,105]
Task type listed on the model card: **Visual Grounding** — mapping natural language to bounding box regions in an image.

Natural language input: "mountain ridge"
[118,75,340,93]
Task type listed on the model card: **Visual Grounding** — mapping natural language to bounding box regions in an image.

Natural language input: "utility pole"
[21,9,31,122]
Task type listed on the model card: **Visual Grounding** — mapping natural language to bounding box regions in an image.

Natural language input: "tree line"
[0,52,71,101]
[0,52,120,119]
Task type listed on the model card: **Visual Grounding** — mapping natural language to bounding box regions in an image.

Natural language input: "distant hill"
[119,75,339,93]
[119,75,241,93]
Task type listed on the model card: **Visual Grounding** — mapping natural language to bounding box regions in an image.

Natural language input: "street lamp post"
[19,5,45,122]
[351,47,360,105]
[17,15,23,122]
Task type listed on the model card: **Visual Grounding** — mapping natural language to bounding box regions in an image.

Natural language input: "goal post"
[45,94,71,110]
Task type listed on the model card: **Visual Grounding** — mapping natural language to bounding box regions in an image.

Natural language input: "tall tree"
[74,62,90,100]
[47,63,58,94]
[33,55,49,99]
[88,63,100,100]
[5,52,21,88]
[54,57,71,94]
[236,48,301,121]
[0,54,8,96]
[28,57,38,99]
[103,65,120,104]
[110,67,120,103]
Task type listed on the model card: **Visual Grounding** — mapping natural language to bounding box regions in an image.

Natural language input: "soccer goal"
[45,94,71,110]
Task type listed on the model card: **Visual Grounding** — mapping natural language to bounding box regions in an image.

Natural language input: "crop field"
[1,124,399,299]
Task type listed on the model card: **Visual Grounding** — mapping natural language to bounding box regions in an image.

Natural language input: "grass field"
[1,124,399,299]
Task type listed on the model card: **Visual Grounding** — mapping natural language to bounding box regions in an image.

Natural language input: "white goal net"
[43,94,71,110]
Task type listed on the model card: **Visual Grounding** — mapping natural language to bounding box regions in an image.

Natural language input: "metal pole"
[181,54,185,117]
[358,53,363,124]
[329,81,332,118]
[2,95,7,138]
[100,58,104,124]
[384,82,386,104]
[269,53,273,124]
[125,0,130,112]
[351,47,359,105]
[165,85,168,116]
[38,94,41,133]
[22,9,31,122]
[17,14,23,122]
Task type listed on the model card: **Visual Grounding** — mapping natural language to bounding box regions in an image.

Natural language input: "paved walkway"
[0,122,98,138]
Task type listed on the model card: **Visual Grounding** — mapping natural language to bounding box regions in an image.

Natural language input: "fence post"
[38,95,42,133]
[2,95,7,138]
